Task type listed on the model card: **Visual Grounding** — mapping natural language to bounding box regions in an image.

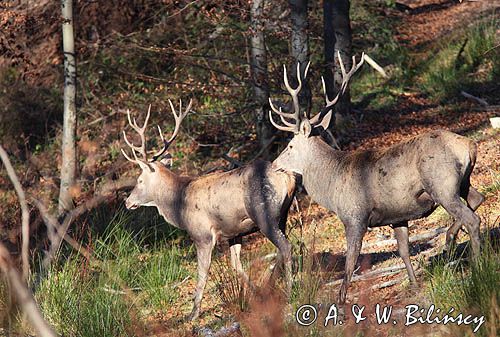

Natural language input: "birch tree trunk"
[290,0,311,116]
[323,0,352,132]
[58,0,77,214]
[250,0,272,158]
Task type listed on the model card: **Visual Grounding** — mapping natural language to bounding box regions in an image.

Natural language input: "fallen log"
[362,226,448,251]
[461,91,488,106]
[325,264,407,287]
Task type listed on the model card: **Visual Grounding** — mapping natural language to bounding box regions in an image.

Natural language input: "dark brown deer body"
[269,55,484,304]
[122,101,297,320]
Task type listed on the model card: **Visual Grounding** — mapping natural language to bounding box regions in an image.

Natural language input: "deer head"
[270,52,364,174]
[121,99,192,209]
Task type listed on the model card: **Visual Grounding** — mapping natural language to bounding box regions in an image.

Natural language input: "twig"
[101,286,142,295]
[372,275,406,290]
[172,275,191,289]
[55,178,136,255]
[250,135,277,161]
[482,42,500,56]
[31,177,135,266]
[87,110,117,126]
[363,54,388,78]
[0,145,30,281]
[0,243,57,337]
[31,199,94,264]
[222,154,243,169]
[461,91,489,107]
[454,38,468,70]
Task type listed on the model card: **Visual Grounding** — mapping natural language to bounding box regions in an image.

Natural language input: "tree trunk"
[58,0,77,215]
[250,0,272,158]
[289,0,311,116]
[323,0,352,132]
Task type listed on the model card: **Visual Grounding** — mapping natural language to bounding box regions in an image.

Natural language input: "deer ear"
[299,120,312,137]
[160,156,173,168]
[317,110,333,131]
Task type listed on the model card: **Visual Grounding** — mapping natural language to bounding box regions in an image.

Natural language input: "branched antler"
[310,52,365,126]
[121,99,192,165]
[269,53,364,132]
[151,99,192,161]
[268,62,310,133]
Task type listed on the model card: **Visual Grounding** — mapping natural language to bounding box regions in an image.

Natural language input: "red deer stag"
[268,53,484,304]
[121,100,297,320]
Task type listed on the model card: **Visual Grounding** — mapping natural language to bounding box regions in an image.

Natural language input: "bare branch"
[0,243,57,337]
[461,91,489,107]
[0,145,30,281]
[31,198,93,264]
[363,54,388,78]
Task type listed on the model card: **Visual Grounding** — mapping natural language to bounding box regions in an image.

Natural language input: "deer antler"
[122,105,151,164]
[121,99,192,165]
[309,51,365,126]
[269,53,364,132]
[151,98,192,162]
[269,62,310,133]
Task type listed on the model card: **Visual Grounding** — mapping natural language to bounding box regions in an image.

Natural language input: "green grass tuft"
[35,209,189,337]
[421,19,498,102]
[425,232,500,336]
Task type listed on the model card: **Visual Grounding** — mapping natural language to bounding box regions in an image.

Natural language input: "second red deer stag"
[269,53,484,304]
[121,100,297,320]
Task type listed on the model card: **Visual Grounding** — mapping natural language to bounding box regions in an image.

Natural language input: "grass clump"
[37,259,133,337]
[421,19,498,101]
[36,209,189,337]
[425,234,500,336]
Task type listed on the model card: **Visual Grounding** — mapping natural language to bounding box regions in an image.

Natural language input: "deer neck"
[301,137,347,211]
[152,169,191,229]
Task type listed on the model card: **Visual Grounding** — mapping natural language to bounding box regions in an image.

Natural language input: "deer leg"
[229,236,244,274]
[229,236,255,290]
[188,240,214,321]
[261,225,292,297]
[339,224,366,304]
[441,198,481,259]
[445,187,484,251]
[393,222,417,283]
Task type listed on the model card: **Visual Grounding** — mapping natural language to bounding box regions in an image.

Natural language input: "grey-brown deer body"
[122,101,297,320]
[269,55,484,304]
[129,159,296,243]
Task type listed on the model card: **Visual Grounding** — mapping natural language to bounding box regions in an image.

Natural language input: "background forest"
[0,0,499,336]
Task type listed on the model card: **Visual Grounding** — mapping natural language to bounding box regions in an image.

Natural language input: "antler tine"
[167,99,192,144]
[309,76,341,125]
[123,106,151,161]
[151,125,167,161]
[268,110,295,132]
[151,98,191,162]
[338,51,347,79]
[269,98,296,120]
[283,64,301,130]
[280,114,296,128]
[310,53,364,127]
[121,147,138,164]
[339,52,365,94]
